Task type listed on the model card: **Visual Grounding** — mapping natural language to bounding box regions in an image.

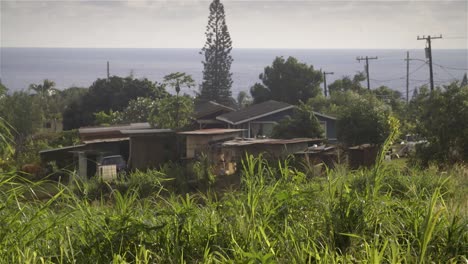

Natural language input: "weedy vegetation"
[0,118,467,263]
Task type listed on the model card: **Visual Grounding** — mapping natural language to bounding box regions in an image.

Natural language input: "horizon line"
[1,46,467,50]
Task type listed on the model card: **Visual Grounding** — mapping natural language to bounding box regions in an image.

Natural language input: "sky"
[0,0,467,49]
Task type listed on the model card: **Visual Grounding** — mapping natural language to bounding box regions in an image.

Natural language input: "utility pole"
[107,61,110,82]
[405,51,410,103]
[417,35,442,91]
[323,71,334,97]
[356,56,378,90]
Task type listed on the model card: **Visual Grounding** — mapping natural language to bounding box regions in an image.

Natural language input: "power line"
[409,62,427,76]
[409,58,468,71]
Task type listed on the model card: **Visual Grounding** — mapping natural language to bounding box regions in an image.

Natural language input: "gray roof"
[194,101,235,119]
[178,128,244,135]
[216,100,294,125]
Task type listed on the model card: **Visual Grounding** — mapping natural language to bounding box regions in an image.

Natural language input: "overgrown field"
[0,154,467,263]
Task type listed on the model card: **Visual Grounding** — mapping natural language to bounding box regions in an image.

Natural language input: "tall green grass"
[0,116,467,263]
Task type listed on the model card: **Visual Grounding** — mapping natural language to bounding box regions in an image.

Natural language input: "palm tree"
[29,79,59,130]
[29,79,57,99]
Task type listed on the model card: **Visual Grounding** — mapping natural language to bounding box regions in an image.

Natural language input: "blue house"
[216,100,337,141]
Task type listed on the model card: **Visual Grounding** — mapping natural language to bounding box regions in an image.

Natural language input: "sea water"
[1,48,466,100]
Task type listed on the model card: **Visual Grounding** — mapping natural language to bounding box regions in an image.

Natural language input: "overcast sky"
[1,0,467,49]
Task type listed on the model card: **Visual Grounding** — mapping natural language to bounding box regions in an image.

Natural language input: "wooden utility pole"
[107,61,110,81]
[323,71,334,97]
[417,35,442,91]
[356,56,378,90]
[405,51,410,103]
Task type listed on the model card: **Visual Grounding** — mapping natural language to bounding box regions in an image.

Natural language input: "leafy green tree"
[0,91,42,161]
[0,80,7,97]
[272,103,323,139]
[336,92,391,146]
[164,72,195,128]
[199,0,233,104]
[410,82,468,164]
[63,76,162,129]
[372,86,405,115]
[150,95,194,130]
[236,91,251,109]
[250,56,322,104]
[328,72,366,94]
[119,97,156,123]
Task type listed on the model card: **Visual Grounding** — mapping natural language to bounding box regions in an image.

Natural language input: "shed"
[348,144,379,169]
[39,137,129,179]
[120,129,177,170]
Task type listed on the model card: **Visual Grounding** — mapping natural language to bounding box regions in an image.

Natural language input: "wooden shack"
[348,144,379,169]
[121,129,177,170]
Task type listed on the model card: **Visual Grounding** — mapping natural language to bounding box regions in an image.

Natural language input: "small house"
[216,100,338,141]
[216,100,295,138]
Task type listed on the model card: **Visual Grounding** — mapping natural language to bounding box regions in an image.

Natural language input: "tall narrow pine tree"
[199,0,233,104]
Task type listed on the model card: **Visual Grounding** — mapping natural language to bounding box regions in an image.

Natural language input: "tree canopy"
[409,82,468,164]
[198,0,233,105]
[149,95,194,130]
[328,72,366,94]
[250,56,322,105]
[336,92,391,146]
[63,76,165,130]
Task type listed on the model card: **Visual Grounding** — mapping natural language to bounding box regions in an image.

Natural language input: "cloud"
[1,0,466,48]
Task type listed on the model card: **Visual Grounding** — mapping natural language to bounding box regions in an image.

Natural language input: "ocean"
[1,48,467,100]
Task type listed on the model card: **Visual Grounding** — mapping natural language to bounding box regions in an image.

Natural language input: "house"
[216,100,337,141]
[216,100,295,138]
[194,101,235,129]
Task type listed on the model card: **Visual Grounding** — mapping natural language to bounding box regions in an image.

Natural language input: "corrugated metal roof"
[222,138,321,146]
[79,123,151,134]
[216,100,293,125]
[120,129,173,135]
[39,144,86,154]
[178,128,245,135]
[83,137,129,144]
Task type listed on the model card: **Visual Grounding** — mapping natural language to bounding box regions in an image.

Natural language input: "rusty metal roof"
[120,129,173,135]
[178,128,245,135]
